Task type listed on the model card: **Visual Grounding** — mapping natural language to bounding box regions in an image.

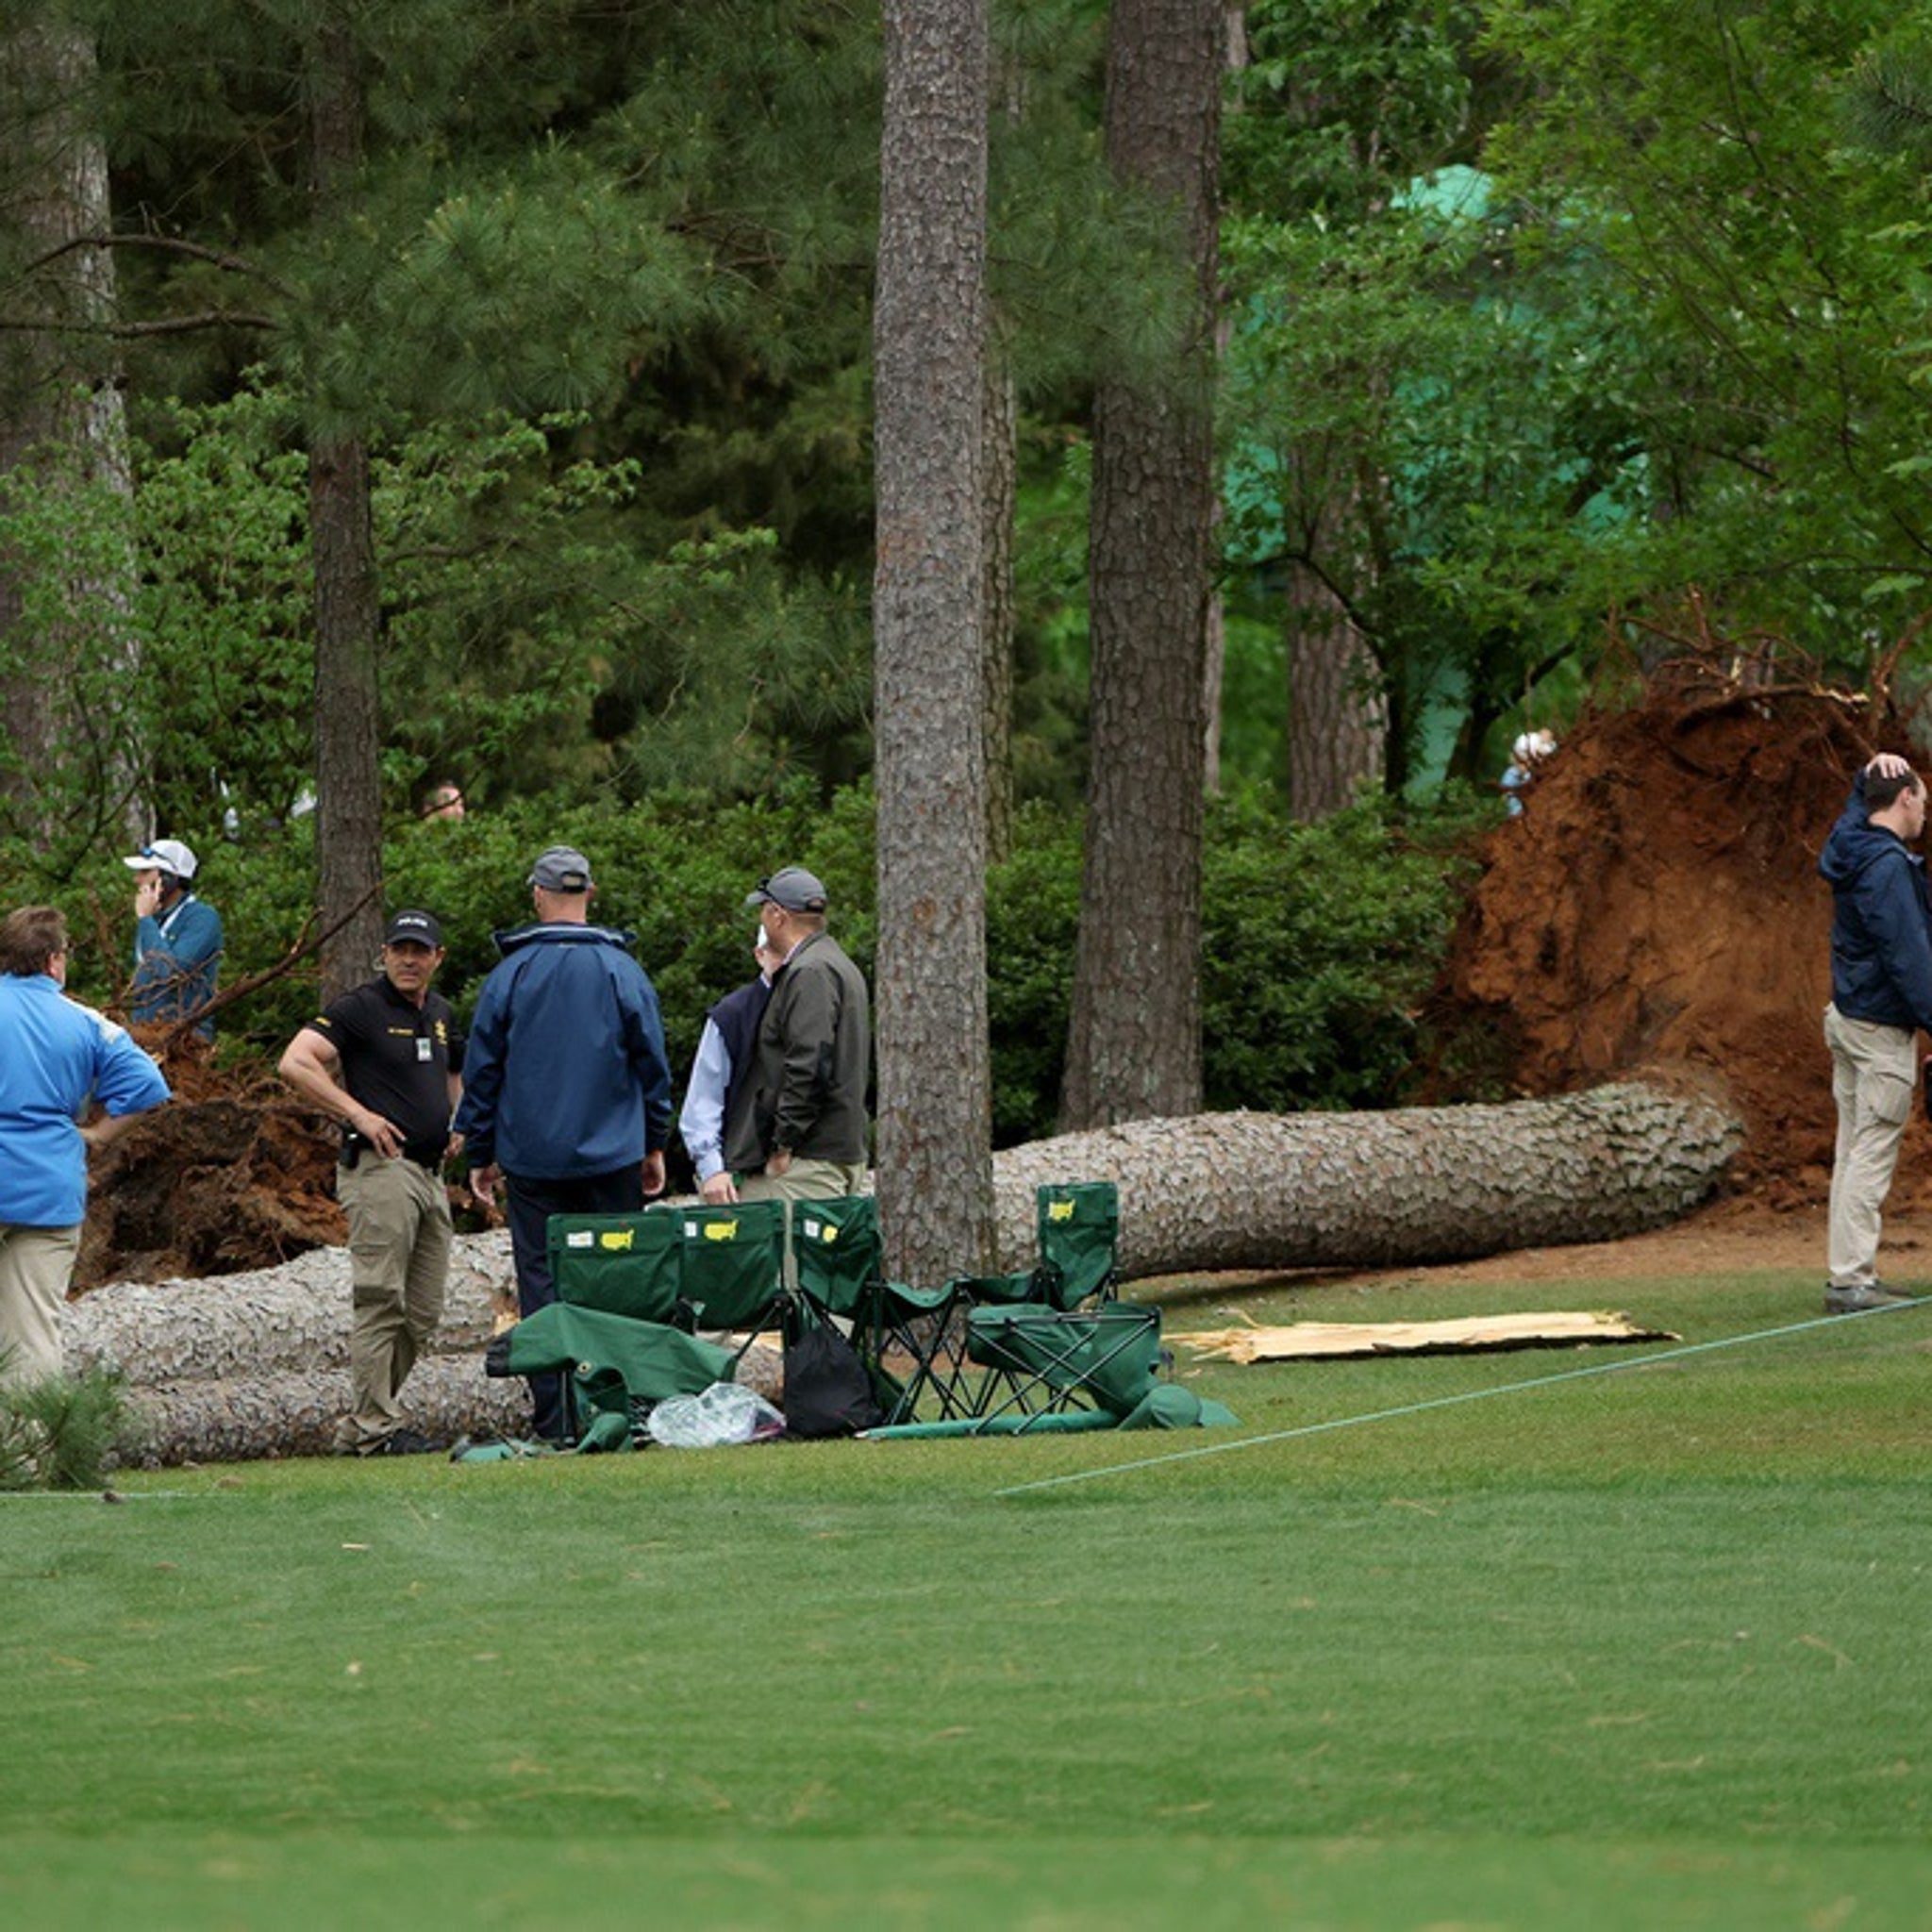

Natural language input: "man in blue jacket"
[0,905,171,1386]
[453,846,672,1441]
[1819,754,1932,1312]
[123,837,224,1037]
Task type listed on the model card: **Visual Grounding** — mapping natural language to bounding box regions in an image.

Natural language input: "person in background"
[278,909,463,1456]
[421,780,466,822]
[123,837,224,1036]
[725,866,871,1208]
[0,906,171,1387]
[1819,750,1932,1313]
[452,846,672,1443]
[679,930,784,1206]
[1500,729,1557,817]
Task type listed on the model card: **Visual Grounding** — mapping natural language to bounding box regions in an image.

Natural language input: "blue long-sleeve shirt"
[452,923,671,1179]
[0,975,171,1226]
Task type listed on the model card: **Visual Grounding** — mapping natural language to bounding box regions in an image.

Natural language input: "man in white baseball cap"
[122,838,224,1035]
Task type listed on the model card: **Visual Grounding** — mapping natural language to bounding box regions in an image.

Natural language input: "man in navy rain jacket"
[453,845,672,1440]
[1819,753,1932,1312]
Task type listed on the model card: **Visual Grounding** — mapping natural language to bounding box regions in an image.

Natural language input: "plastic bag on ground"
[645,1380,786,1449]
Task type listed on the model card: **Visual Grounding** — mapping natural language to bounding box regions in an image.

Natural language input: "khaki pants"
[740,1158,866,1288]
[336,1158,452,1451]
[0,1223,81,1388]
[1824,1003,1919,1291]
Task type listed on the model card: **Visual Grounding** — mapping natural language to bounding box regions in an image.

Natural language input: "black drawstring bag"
[781,1301,883,1438]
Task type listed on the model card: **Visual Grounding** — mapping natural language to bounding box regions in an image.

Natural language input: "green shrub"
[1200,785,1489,1115]
[0,1365,140,1491]
[24,777,1485,1148]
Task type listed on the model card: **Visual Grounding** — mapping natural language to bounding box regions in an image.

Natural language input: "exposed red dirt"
[1427,674,1928,1211]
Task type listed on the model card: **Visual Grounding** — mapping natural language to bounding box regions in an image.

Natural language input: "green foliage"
[986,803,1084,1142]
[986,785,1489,1143]
[42,774,1487,1149]
[0,1365,139,1491]
[1479,0,1932,667]
[1200,784,1487,1112]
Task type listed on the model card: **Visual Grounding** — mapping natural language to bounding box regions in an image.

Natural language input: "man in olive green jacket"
[723,867,870,1205]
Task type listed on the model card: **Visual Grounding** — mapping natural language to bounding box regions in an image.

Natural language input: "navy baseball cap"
[384,909,443,947]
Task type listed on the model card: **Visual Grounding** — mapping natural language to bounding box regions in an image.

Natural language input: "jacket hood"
[491,920,639,956]
[1821,815,1916,889]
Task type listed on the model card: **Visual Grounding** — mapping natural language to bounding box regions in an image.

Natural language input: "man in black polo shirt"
[278,909,464,1455]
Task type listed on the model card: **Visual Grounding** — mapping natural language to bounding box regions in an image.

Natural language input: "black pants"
[503,1166,643,1442]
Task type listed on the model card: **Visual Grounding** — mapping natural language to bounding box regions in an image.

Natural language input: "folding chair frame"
[962,1302,1162,1432]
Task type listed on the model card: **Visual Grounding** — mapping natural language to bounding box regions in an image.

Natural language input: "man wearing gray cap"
[452,846,673,1442]
[278,909,462,1455]
[724,866,871,1209]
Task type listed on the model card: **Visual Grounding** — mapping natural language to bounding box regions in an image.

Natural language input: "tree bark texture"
[308,429,385,1000]
[66,1235,517,1386]
[0,11,142,849]
[872,0,996,1284]
[981,345,1017,865]
[995,1082,1740,1276]
[1060,0,1222,1132]
[307,13,385,1001]
[980,48,1023,868]
[1287,543,1387,820]
[123,1361,527,1469]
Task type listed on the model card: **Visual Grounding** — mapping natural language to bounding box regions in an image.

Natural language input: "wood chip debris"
[1179,1309,1679,1364]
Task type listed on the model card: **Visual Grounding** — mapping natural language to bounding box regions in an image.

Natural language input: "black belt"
[341,1139,445,1173]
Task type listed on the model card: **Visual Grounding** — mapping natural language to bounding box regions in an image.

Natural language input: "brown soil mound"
[74,1040,344,1291]
[1430,677,1926,1210]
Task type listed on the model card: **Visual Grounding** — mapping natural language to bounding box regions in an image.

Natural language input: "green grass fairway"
[5,1265,1930,1928]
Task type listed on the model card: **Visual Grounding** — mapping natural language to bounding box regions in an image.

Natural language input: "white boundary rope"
[993,1296,1928,1500]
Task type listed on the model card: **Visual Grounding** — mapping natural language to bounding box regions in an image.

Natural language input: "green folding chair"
[790,1193,979,1424]
[485,1302,737,1447]
[962,1300,1164,1431]
[548,1208,684,1324]
[1034,1179,1121,1308]
[791,1194,881,1322]
[676,1199,790,1345]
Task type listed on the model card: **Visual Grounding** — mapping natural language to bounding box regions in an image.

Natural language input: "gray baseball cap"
[745,866,827,912]
[528,845,593,891]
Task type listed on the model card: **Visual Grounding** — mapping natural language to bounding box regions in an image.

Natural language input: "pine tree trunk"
[309,429,384,998]
[872,0,995,1284]
[67,1237,515,1386]
[994,1082,1740,1275]
[1059,0,1222,1132]
[982,345,1017,866]
[1286,541,1387,820]
[307,10,385,1001]
[0,10,142,852]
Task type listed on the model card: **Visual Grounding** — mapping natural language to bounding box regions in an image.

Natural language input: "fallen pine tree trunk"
[74,1080,1738,1464]
[125,1357,528,1466]
[66,1234,518,1385]
[988,1081,1741,1277]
